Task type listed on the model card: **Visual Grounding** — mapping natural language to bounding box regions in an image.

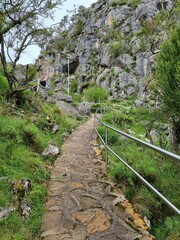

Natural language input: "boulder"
[56,101,79,118]
[52,125,59,133]
[78,102,91,116]
[42,144,59,156]
[0,208,15,220]
[49,93,72,103]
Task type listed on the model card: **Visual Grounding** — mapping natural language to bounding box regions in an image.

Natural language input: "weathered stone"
[56,101,79,117]
[72,209,111,234]
[135,0,173,23]
[49,93,72,103]
[52,125,59,133]
[135,52,152,77]
[42,144,59,156]
[0,208,15,220]
[99,44,111,67]
[78,102,91,116]
[113,54,134,69]
[96,68,111,85]
[119,72,137,89]
[107,5,131,26]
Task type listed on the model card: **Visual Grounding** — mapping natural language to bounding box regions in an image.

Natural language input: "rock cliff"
[36,0,178,106]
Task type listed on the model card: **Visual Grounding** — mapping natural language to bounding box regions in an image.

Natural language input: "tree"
[156,26,180,150]
[0,0,63,92]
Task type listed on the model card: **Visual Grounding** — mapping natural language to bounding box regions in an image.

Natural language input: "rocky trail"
[41,116,154,240]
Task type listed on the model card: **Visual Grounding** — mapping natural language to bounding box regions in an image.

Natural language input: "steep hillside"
[0,74,79,239]
[36,0,179,107]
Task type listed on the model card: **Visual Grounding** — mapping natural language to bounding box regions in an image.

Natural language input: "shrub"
[109,0,127,7]
[127,0,140,8]
[70,79,78,93]
[156,26,180,149]
[84,86,108,103]
[108,41,122,59]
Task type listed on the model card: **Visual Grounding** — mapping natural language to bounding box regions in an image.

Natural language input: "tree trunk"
[172,120,180,151]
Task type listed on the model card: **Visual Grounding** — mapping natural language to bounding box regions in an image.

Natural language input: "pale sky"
[18,0,97,65]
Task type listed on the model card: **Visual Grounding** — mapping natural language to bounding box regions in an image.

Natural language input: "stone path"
[41,116,154,240]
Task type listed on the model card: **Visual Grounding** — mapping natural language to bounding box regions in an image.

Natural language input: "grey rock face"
[119,72,137,89]
[99,44,111,67]
[113,54,134,70]
[96,68,111,85]
[135,52,152,77]
[108,5,131,24]
[135,0,173,23]
[78,102,91,116]
[35,0,175,105]
[49,93,72,103]
[56,101,79,117]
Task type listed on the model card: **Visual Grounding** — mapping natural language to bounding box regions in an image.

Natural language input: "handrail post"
[105,126,108,173]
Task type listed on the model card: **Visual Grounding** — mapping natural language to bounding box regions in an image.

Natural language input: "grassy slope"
[0,77,79,239]
[96,102,180,239]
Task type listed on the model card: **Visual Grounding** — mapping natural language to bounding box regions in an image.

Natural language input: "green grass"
[97,105,180,238]
[0,87,79,239]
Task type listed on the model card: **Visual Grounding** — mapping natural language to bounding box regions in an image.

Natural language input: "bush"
[156,26,180,119]
[84,86,108,103]
[108,41,122,59]
[109,0,127,7]
[127,0,140,8]
[156,26,180,149]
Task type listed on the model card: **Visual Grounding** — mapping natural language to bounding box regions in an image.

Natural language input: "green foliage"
[84,86,108,103]
[0,74,9,98]
[108,41,122,59]
[75,19,83,35]
[139,37,147,51]
[156,26,180,119]
[109,0,128,7]
[112,111,133,127]
[97,104,180,238]
[127,0,140,8]
[154,216,180,240]
[135,26,149,36]
[22,124,50,152]
[70,79,78,93]
[0,90,78,239]
[0,0,63,91]
[27,64,36,81]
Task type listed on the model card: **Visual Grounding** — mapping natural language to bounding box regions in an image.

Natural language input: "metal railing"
[94,114,180,215]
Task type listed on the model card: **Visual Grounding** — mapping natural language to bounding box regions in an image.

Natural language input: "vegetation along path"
[41,116,154,240]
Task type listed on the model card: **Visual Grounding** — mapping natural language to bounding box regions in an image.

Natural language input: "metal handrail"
[96,115,180,162]
[94,114,180,215]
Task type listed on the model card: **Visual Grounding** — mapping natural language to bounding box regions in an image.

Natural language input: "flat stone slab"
[41,116,154,240]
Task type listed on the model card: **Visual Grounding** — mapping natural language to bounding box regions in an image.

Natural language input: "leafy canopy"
[0,0,64,91]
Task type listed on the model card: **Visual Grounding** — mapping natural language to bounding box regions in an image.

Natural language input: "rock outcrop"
[36,0,177,106]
